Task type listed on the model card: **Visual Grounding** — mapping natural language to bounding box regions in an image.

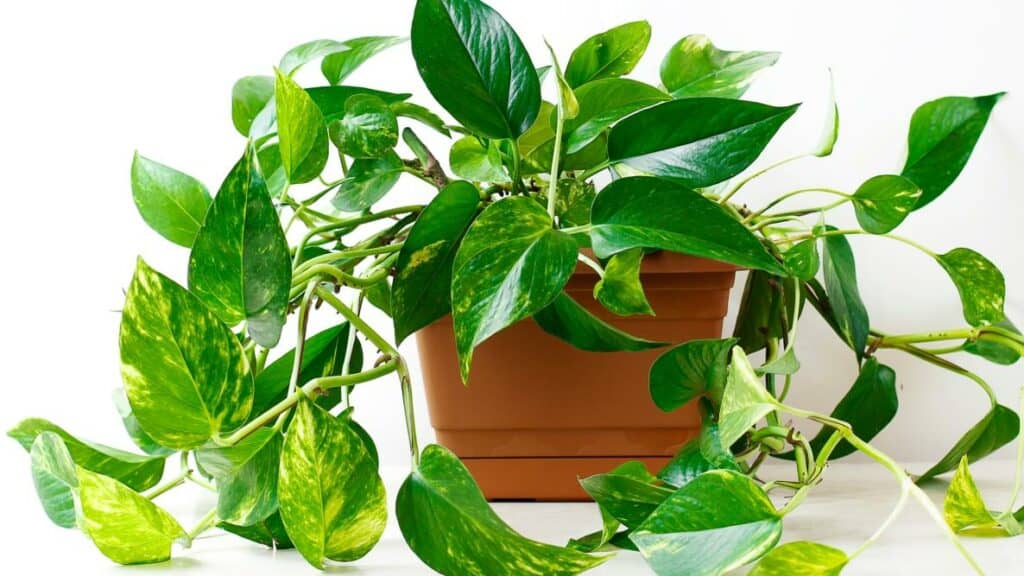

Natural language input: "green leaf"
[631,470,781,576]
[553,178,597,227]
[29,432,78,528]
[518,101,556,174]
[188,150,292,347]
[220,512,294,549]
[8,418,165,491]
[112,389,174,457]
[965,317,1021,365]
[567,508,620,553]
[944,457,1003,534]
[783,239,820,281]
[449,136,508,182]
[279,39,350,76]
[195,428,277,479]
[393,181,479,343]
[902,93,1004,209]
[217,431,282,526]
[658,423,740,489]
[391,101,451,136]
[608,99,797,187]
[307,86,412,122]
[649,338,738,412]
[852,175,922,234]
[580,461,673,529]
[275,69,329,184]
[594,248,653,316]
[331,94,399,158]
[546,40,579,119]
[279,398,387,568]
[130,153,211,248]
[534,292,667,352]
[76,467,187,565]
[255,143,287,198]
[333,150,404,212]
[812,72,840,157]
[748,541,849,575]
[451,197,577,380]
[734,271,797,353]
[757,347,801,376]
[660,35,779,99]
[589,176,785,274]
[119,258,253,450]
[822,231,870,358]
[919,404,1019,481]
[565,21,651,88]
[321,36,406,84]
[398,444,608,575]
[936,247,1006,327]
[411,0,541,139]
[231,75,275,136]
[719,347,779,448]
[565,78,669,155]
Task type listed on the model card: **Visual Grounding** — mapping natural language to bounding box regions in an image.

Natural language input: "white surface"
[1,461,1021,575]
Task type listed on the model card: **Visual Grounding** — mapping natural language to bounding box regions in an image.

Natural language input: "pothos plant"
[9,0,1022,574]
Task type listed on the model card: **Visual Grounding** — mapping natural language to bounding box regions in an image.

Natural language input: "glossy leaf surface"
[594,248,653,316]
[719,347,778,448]
[965,317,1021,365]
[217,431,282,526]
[660,35,779,99]
[919,404,1019,481]
[449,136,508,182]
[944,457,1004,534]
[231,76,275,136]
[333,150,404,212]
[275,69,329,184]
[279,39,349,75]
[822,231,870,358]
[852,174,922,234]
[113,389,174,457]
[748,541,848,576]
[29,432,79,528]
[658,423,740,489]
[565,21,651,87]
[130,154,211,248]
[565,78,669,154]
[783,239,820,281]
[580,461,672,529]
[936,247,1005,326]
[534,293,666,352]
[221,512,294,549]
[332,94,399,158]
[649,338,738,412]
[321,36,406,85]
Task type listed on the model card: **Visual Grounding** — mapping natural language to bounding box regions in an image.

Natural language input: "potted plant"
[8,0,1022,574]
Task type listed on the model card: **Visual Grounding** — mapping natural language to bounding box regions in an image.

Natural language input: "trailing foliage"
[9,0,1021,574]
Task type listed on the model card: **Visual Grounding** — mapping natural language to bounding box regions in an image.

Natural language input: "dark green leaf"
[321,36,407,84]
[748,541,848,575]
[552,178,597,227]
[231,76,275,136]
[331,94,399,158]
[719,347,779,448]
[279,398,387,568]
[902,93,1004,209]
[449,136,508,182]
[733,272,797,353]
[518,101,556,174]
[218,431,282,526]
[580,461,673,529]
[9,418,165,492]
[411,0,541,139]
[188,150,292,347]
[660,34,779,99]
[783,239,820,281]
[631,470,781,576]
[279,39,349,76]
[965,317,1021,365]
[275,69,328,184]
[451,197,577,380]
[393,181,479,343]
[29,432,78,528]
[590,177,785,274]
[307,86,412,122]
[919,404,1019,481]
[130,153,211,248]
[658,423,740,489]
[649,338,738,412]
[332,150,404,212]
[565,78,669,154]
[391,101,451,136]
[398,444,608,575]
[594,248,653,316]
[534,292,667,352]
[608,99,798,187]
[565,21,651,88]
[119,258,253,450]
[220,512,294,549]
[822,231,870,358]
[852,174,922,234]
[112,389,174,457]
[936,247,1005,326]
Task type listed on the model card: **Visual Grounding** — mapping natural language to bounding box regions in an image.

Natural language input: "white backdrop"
[0,0,1021,488]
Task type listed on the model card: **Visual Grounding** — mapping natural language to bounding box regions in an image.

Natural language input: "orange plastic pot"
[415,252,739,500]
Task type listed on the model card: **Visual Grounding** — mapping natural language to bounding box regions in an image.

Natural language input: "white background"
[0,0,1022,543]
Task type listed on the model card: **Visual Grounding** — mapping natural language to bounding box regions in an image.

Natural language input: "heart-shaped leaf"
[217,431,282,526]
[965,317,1021,365]
[333,150,404,212]
[660,34,779,99]
[719,347,779,448]
[565,21,651,88]
[590,177,785,274]
[231,76,275,136]
[649,338,738,412]
[919,404,1019,481]
[580,461,673,529]
[220,512,294,549]
[120,258,253,450]
[188,149,292,347]
[130,154,211,248]
[8,418,165,492]
[331,94,399,158]
[76,467,187,565]
[944,457,1007,534]
[748,541,849,575]
[658,422,740,489]
[275,69,328,184]
[936,247,1005,327]
[411,0,540,139]
[398,444,608,575]
[393,182,479,343]
[630,470,782,576]
[902,93,1004,209]
[449,136,508,182]
[852,174,922,234]
[594,248,653,316]
[822,231,870,359]
[565,78,669,154]
[29,432,79,528]
[608,99,798,187]
[279,398,387,568]
[321,36,406,85]
[451,197,577,380]
[734,271,798,353]
[534,292,666,352]
[783,239,819,281]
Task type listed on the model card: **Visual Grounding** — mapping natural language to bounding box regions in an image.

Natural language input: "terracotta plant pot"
[416,252,739,500]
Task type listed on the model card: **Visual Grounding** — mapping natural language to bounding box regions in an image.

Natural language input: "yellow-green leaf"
[748,541,849,575]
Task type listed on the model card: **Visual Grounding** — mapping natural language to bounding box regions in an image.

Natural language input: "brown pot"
[415,252,739,500]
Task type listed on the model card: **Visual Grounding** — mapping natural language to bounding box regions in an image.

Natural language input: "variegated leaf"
[29,432,79,528]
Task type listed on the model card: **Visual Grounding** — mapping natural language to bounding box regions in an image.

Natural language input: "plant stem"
[509,140,524,194]
[876,339,998,406]
[579,160,611,181]
[768,197,849,219]
[744,187,851,223]
[293,244,403,276]
[339,294,363,410]
[290,205,422,268]
[274,280,317,428]
[1005,386,1024,514]
[577,252,605,277]
[185,473,217,492]
[720,154,809,204]
[876,329,976,347]
[187,507,219,541]
[145,470,187,500]
[546,107,565,221]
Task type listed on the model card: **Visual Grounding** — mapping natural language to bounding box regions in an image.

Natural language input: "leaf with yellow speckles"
[852,174,921,234]
[398,444,609,575]
[119,258,253,450]
[748,541,848,575]
[275,69,329,183]
[936,247,1005,327]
